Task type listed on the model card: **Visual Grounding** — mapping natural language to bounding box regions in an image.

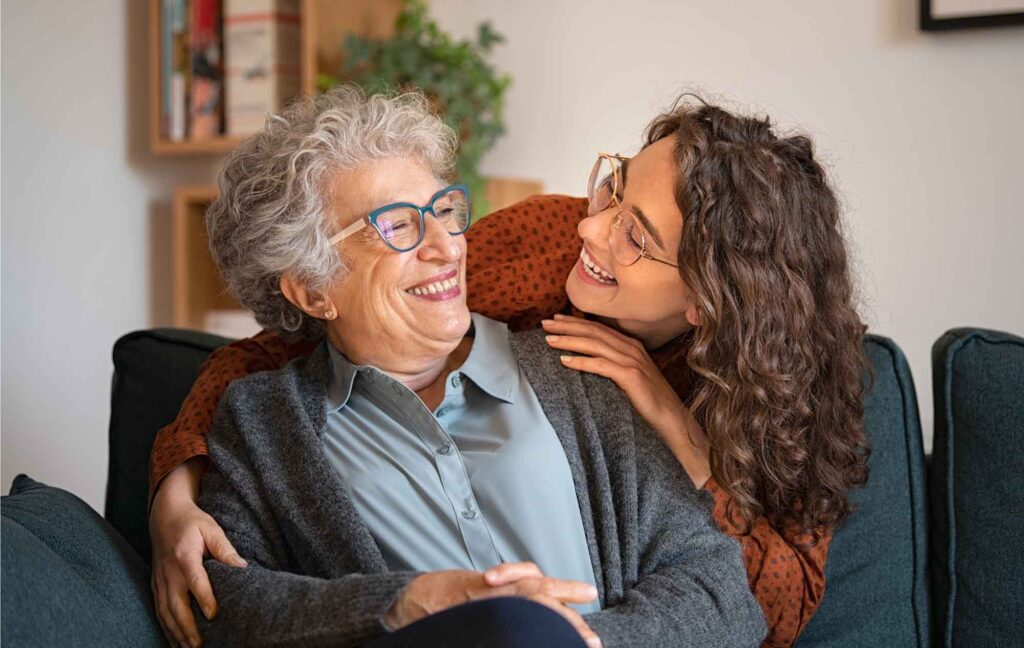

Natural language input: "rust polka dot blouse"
[149,194,829,647]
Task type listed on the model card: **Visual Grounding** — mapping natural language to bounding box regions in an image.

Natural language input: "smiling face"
[321,156,470,367]
[565,136,699,348]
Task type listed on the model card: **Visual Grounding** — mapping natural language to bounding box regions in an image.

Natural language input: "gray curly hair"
[206,85,458,340]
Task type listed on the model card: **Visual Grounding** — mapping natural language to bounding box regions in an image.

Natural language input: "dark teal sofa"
[3,327,1021,647]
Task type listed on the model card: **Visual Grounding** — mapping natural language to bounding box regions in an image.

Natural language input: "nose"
[417,211,462,262]
[577,211,612,253]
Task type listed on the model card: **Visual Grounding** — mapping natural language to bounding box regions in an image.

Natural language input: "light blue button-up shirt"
[322,313,599,613]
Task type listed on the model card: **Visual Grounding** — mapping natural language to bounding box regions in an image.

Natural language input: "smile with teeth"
[406,276,459,296]
[580,248,617,284]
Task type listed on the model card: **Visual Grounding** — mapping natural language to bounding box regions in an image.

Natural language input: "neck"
[326,328,471,392]
[597,315,688,351]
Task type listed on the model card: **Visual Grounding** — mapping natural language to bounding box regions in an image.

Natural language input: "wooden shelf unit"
[149,0,403,156]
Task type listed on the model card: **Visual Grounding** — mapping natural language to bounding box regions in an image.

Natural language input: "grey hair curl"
[206,85,458,340]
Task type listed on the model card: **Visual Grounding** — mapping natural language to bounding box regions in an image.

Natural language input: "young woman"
[148,96,868,648]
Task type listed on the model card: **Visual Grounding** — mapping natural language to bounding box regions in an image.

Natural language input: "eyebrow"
[618,159,666,250]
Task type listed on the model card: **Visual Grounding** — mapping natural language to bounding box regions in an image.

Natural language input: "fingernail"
[202,605,213,620]
[587,585,598,599]
[546,335,559,342]
[189,636,201,648]
[553,313,566,320]
[587,637,602,648]
[541,319,554,325]
[560,355,574,364]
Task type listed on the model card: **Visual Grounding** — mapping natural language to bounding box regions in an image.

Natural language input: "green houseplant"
[320,0,511,215]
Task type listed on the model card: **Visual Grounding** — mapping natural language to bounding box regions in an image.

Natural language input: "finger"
[184,556,217,621]
[483,561,543,586]
[202,524,248,568]
[543,317,642,355]
[155,569,189,648]
[537,577,599,604]
[559,354,642,390]
[152,573,178,647]
[529,594,602,648]
[551,313,641,349]
[168,579,202,648]
[545,334,636,368]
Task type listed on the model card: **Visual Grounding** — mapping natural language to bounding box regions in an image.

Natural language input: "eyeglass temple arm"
[328,218,369,245]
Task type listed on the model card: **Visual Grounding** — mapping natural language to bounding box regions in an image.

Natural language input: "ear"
[684,302,702,328]
[280,274,335,320]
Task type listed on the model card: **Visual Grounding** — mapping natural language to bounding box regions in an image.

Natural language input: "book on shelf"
[224,0,301,136]
[167,0,190,141]
[189,0,224,139]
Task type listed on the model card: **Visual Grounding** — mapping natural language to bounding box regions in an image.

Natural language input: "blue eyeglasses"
[329,184,472,253]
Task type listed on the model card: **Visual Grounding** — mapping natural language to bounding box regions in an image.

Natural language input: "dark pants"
[365,597,588,648]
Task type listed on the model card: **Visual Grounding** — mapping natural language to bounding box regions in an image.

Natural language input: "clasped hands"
[386,562,603,648]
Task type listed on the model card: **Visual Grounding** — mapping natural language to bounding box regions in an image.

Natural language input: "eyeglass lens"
[375,188,470,251]
[610,210,646,266]
[588,156,620,215]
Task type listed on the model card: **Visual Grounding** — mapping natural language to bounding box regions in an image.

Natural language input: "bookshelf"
[149,0,403,156]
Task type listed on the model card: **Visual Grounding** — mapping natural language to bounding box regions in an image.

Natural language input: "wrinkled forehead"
[329,157,444,227]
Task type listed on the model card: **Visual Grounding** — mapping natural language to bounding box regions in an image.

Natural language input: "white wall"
[2,1,219,511]
[430,0,1024,451]
[2,1,1022,511]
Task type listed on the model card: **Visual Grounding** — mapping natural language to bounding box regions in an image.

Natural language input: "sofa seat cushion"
[1,475,163,647]
[930,328,1024,648]
[795,335,930,648]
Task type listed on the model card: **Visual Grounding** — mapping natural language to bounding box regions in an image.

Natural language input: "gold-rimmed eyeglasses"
[587,154,679,269]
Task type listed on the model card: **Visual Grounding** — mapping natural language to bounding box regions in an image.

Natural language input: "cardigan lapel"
[509,329,625,606]
[270,343,390,577]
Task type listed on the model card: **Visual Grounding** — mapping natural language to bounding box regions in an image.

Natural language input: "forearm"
[198,562,418,648]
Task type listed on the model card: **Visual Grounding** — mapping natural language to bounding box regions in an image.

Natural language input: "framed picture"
[921,0,1024,30]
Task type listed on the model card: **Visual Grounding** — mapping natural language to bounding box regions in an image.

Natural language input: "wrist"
[153,457,207,506]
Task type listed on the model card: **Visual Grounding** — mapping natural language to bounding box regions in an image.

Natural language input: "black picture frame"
[921,0,1024,30]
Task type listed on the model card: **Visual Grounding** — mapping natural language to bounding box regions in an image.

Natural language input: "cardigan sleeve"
[705,477,832,648]
[582,415,767,647]
[195,384,418,647]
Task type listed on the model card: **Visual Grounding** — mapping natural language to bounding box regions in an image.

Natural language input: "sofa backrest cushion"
[929,327,1024,648]
[796,335,931,648]
[106,328,231,562]
[1,475,163,647]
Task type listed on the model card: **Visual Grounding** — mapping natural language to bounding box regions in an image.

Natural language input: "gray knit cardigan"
[196,328,766,647]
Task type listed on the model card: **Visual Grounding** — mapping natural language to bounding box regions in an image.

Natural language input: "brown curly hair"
[645,97,870,541]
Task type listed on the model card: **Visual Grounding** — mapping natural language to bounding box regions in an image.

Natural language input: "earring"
[324,310,335,320]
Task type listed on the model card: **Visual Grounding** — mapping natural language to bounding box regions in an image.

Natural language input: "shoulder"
[218,342,329,424]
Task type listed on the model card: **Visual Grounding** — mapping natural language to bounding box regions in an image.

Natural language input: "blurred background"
[2,0,1023,511]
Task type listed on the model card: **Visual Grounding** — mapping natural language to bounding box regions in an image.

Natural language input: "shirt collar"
[459,313,520,404]
[325,312,520,413]
[325,342,361,412]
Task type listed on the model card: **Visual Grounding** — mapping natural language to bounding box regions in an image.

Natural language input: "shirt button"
[437,407,450,418]
[436,444,452,456]
[451,374,461,388]
[461,510,478,520]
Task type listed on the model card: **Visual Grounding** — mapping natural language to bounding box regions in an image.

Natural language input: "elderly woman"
[184,86,763,648]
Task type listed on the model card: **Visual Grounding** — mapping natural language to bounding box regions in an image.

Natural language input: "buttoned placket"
[376,369,502,570]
